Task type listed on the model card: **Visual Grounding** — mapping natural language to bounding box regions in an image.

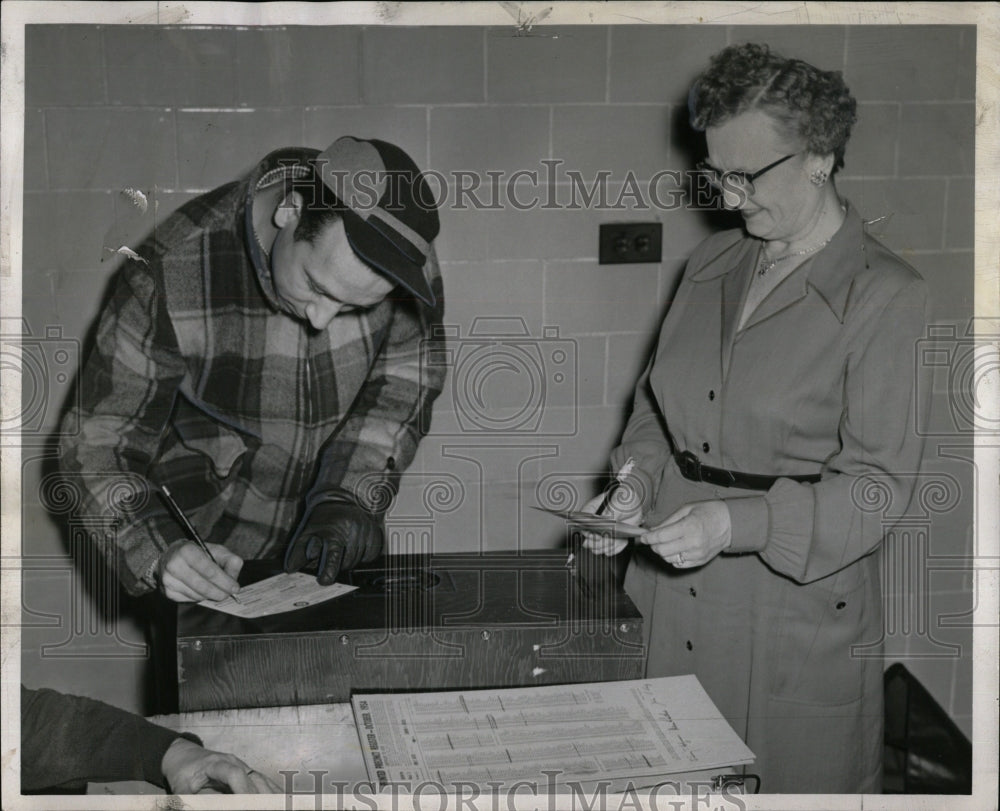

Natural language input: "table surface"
[89,702,363,797]
[91,701,738,798]
[157,702,367,789]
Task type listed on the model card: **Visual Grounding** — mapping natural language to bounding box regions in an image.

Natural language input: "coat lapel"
[739,268,811,332]
[688,204,866,377]
[738,203,867,332]
[718,241,757,376]
[685,231,749,379]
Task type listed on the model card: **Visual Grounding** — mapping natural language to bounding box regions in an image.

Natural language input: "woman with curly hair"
[582,43,929,792]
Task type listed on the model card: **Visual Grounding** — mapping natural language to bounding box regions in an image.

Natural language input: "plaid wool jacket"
[59,148,446,596]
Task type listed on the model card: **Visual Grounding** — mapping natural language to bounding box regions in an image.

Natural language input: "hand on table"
[161,736,280,794]
[157,541,243,603]
[578,486,644,557]
[638,500,732,568]
[284,500,384,585]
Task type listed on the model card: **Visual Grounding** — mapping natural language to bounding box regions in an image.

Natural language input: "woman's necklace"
[757,237,831,277]
[757,200,847,277]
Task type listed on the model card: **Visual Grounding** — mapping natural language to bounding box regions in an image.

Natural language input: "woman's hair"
[689,43,858,173]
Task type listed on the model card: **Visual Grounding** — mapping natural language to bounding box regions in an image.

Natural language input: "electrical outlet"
[598,222,663,264]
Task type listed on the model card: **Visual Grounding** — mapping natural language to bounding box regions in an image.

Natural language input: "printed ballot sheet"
[351,676,754,789]
[198,572,357,618]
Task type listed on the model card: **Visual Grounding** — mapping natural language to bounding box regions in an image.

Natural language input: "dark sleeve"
[20,686,188,792]
[57,254,190,596]
[304,247,447,513]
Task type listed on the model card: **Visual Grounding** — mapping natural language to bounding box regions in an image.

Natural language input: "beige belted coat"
[611,203,930,793]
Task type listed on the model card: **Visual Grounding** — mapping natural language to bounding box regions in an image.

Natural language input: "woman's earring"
[810,169,829,186]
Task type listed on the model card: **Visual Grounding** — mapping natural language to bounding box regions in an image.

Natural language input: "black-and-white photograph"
[1,2,996,809]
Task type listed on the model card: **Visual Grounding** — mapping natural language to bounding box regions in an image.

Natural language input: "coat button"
[686,640,693,651]
[836,600,847,610]
[689,587,697,597]
[702,442,710,453]
[708,390,715,401]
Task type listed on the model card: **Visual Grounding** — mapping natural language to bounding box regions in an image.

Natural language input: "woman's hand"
[578,486,644,556]
[638,500,732,568]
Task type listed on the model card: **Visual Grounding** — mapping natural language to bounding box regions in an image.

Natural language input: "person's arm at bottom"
[21,686,277,793]
[160,737,279,794]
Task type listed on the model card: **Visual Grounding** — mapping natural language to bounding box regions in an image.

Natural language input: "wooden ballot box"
[176,552,645,712]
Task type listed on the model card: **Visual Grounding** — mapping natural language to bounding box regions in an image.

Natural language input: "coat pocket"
[170,394,251,479]
[174,423,246,479]
[155,395,252,513]
[768,569,868,706]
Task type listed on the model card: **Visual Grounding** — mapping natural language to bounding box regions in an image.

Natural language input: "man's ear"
[273,191,303,229]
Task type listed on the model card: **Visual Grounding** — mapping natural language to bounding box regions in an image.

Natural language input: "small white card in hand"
[531,506,647,537]
[199,572,358,618]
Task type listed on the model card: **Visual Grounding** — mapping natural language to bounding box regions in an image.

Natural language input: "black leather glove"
[283,500,384,585]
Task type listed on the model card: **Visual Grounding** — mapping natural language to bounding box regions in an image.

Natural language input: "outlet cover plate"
[598,222,663,264]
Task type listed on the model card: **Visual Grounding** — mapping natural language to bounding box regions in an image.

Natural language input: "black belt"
[673,450,821,491]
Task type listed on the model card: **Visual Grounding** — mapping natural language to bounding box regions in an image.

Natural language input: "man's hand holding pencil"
[156,486,245,603]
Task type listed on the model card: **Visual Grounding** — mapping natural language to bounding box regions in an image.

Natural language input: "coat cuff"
[609,449,668,516]
[305,485,388,516]
[120,514,181,596]
[724,496,769,553]
[622,468,658,516]
[141,725,190,786]
[322,468,397,514]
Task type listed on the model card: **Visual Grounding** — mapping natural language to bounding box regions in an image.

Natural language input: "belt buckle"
[678,450,702,482]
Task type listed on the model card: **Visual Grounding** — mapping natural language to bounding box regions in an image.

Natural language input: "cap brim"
[341,210,435,308]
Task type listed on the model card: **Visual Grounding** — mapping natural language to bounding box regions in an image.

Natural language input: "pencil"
[159,485,241,603]
[595,457,636,517]
[569,457,636,565]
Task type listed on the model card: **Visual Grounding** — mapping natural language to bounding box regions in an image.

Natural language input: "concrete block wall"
[19,23,976,735]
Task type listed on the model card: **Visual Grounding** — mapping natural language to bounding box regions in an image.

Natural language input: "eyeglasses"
[696,152,799,198]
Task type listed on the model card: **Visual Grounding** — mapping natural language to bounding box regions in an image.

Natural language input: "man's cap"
[312,136,440,307]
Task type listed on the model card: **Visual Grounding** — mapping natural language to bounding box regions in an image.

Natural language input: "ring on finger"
[676,552,685,565]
